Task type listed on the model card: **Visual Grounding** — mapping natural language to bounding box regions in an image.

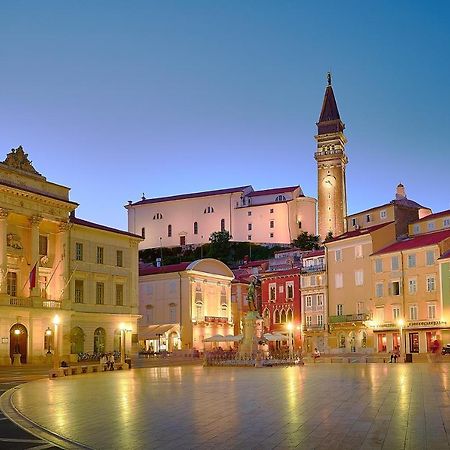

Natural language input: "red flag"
[29,263,37,290]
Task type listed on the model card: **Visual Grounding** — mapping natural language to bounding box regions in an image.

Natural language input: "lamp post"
[297,324,303,355]
[14,328,21,354]
[53,314,60,369]
[287,322,293,360]
[119,323,126,364]
[398,318,405,357]
[45,327,52,354]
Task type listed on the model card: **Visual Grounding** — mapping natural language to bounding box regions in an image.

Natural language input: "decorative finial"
[141,193,146,200]
[327,72,332,86]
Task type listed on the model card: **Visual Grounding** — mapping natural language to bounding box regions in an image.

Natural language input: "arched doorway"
[10,324,28,364]
[168,332,179,352]
[70,327,85,354]
[114,329,121,352]
[94,328,106,354]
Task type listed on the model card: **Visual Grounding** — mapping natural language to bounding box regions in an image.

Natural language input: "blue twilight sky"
[0,1,449,231]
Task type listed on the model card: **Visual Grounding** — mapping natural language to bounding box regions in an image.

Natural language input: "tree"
[207,230,232,262]
[323,231,334,243]
[292,232,321,250]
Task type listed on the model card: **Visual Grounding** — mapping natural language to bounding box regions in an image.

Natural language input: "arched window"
[274,310,280,324]
[263,308,270,327]
[168,224,172,237]
[204,206,214,214]
[193,222,198,235]
[141,227,146,238]
[287,308,293,323]
[275,195,286,202]
[93,327,106,354]
[153,213,163,220]
[280,310,287,323]
[220,218,225,232]
[70,326,84,354]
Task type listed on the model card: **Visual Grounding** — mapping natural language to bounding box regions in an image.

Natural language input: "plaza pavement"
[2,363,450,449]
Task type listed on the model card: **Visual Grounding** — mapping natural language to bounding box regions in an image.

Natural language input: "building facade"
[138,259,234,352]
[0,146,141,365]
[126,185,316,249]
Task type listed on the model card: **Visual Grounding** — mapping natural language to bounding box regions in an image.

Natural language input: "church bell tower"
[315,73,348,241]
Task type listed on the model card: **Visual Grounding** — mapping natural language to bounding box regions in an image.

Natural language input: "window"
[351,218,357,227]
[413,224,420,234]
[428,303,436,319]
[409,305,418,320]
[390,281,401,296]
[116,250,123,267]
[96,282,104,305]
[193,222,198,235]
[317,294,324,307]
[408,254,416,268]
[168,225,172,237]
[428,221,435,231]
[116,284,123,306]
[426,250,435,266]
[286,282,294,299]
[357,301,365,314]
[96,247,104,264]
[204,206,214,214]
[247,211,252,216]
[169,303,177,322]
[269,284,276,301]
[375,306,384,323]
[305,296,312,307]
[408,278,417,294]
[375,283,383,298]
[335,249,342,262]
[355,270,364,286]
[375,259,382,273]
[270,233,274,238]
[270,220,274,229]
[248,223,252,231]
[380,210,387,219]
[280,310,287,323]
[220,219,225,232]
[306,316,312,327]
[39,235,48,256]
[310,275,317,286]
[141,227,146,238]
[275,195,286,202]
[274,310,280,323]
[317,315,323,326]
[426,276,436,292]
[153,213,163,220]
[335,273,343,289]
[355,245,363,258]
[146,305,154,323]
[444,218,450,228]
[392,306,400,320]
[248,235,252,241]
[7,272,17,296]
[75,280,84,303]
[337,304,343,316]
[287,309,293,322]
[270,208,274,214]
[391,256,399,271]
[366,214,371,223]
[298,221,302,229]
[75,242,83,261]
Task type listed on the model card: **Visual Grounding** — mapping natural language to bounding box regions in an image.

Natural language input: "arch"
[70,326,85,354]
[220,218,225,232]
[141,227,146,238]
[94,327,106,354]
[274,310,280,324]
[186,259,234,278]
[263,308,270,327]
[280,310,287,323]
[168,331,180,352]
[10,323,28,364]
[286,308,293,323]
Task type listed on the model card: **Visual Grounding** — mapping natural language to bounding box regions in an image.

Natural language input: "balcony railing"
[9,297,32,307]
[329,313,371,324]
[42,300,62,309]
[305,324,326,331]
[301,264,326,273]
[6,297,61,309]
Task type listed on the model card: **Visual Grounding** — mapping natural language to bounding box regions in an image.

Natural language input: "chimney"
[396,183,406,200]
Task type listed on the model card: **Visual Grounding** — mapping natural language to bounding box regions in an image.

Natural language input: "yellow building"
[0,146,142,365]
[371,229,450,354]
[325,222,396,353]
[138,259,234,352]
[409,209,450,236]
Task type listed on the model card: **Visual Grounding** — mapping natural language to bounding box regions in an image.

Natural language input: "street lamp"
[53,314,60,369]
[287,322,293,360]
[45,327,52,354]
[119,323,126,364]
[297,324,303,355]
[14,329,21,354]
[398,318,406,356]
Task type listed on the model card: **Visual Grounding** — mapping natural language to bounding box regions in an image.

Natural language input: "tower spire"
[317,74,344,135]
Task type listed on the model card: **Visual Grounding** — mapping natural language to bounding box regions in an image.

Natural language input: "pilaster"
[0,208,9,295]
[29,215,42,297]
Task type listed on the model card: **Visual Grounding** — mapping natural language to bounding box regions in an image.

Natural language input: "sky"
[1,1,449,231]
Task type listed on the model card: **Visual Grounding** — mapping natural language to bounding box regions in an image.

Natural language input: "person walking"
[313,348,320,363]
[108,353,115,370]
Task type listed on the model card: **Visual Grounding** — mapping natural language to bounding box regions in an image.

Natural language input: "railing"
[305,324,326,331]
[42,300,62,309]
[329,314,371,324]
[301,264,326,273]
[10,297,32,307]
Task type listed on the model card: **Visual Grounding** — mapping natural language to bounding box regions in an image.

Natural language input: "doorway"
[409,332,419,353]
[180,236,186,246]
[10,324,28,364]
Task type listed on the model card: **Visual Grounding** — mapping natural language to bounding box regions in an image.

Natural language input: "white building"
[126,185,316,249]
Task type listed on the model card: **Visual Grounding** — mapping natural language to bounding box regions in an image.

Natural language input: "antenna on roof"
[141,193,146,201]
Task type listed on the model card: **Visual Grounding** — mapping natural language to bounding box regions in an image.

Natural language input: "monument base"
[238,311,263,358]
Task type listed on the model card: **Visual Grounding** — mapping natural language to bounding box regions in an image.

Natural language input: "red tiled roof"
[239,260,269,268]
[140,262,191,276]
[327,222,394,243]
[247,186,299,198]
[303,249,325,258]
[129,186,252,206]
[372,229,450,256]
[70,217,143,239]
[261,268,301,278]
[415,209,450,223]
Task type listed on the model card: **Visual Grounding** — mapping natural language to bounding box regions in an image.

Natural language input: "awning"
[203,334,243,343]
[263,333,289,342]
[139,324,177,340]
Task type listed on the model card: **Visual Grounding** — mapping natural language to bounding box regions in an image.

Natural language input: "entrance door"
[409,332,419,353]
[10,324,28,363]
[180,236,186,246]
[377,334,387,352]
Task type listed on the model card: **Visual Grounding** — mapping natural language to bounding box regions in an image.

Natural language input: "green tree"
[323,231,334,243]
[207,230,232,262]
[292,231,321,250]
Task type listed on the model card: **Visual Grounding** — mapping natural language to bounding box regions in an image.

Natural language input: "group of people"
[390,346,401,363]
[100,353,116,370]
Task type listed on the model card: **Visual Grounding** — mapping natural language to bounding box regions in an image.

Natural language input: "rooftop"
[414,209,450,223]
[247,185,300,198]
[139,262,191,276]
[327,222,394,243]
[70,216,143,239]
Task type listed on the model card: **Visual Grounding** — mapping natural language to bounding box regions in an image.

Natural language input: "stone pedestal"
[238,311,263,357]
[12,353,22,366]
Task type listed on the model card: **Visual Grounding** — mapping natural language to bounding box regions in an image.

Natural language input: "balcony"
[301,264,326,274]
[305,324,326,331]
[329,313,371,324]
[42,300,62,309]
[3,297,61,309]
[9,297,32,307]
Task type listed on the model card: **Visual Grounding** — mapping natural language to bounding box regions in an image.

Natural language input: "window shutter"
[388,282,392,296]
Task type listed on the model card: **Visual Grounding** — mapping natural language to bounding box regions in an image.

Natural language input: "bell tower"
[315,73,348,241]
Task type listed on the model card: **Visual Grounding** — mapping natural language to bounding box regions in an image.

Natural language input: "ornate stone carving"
[3,146,41,175]
[29,215,43,227]
[0,208,9,219]
[58,220,71,232]
[7,233,23,249]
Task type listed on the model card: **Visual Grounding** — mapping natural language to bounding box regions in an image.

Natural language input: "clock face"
[323,175,336,187]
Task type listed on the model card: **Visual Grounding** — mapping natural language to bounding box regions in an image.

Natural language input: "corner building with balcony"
[0,147,142,365]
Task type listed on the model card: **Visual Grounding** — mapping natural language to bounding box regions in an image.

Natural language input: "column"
[0,208,9,295]
[29,215,42,297]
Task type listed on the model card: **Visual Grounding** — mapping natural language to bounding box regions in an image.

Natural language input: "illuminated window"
[426,276,436,292]
[428,303,436,319]
[75,280,84,303]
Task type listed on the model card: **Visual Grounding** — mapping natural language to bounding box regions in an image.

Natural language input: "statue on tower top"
[327,72,332,86]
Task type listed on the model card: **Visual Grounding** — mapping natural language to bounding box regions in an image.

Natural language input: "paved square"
[6,364,450,449]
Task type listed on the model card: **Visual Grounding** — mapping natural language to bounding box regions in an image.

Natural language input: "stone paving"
[4,363,450,449]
